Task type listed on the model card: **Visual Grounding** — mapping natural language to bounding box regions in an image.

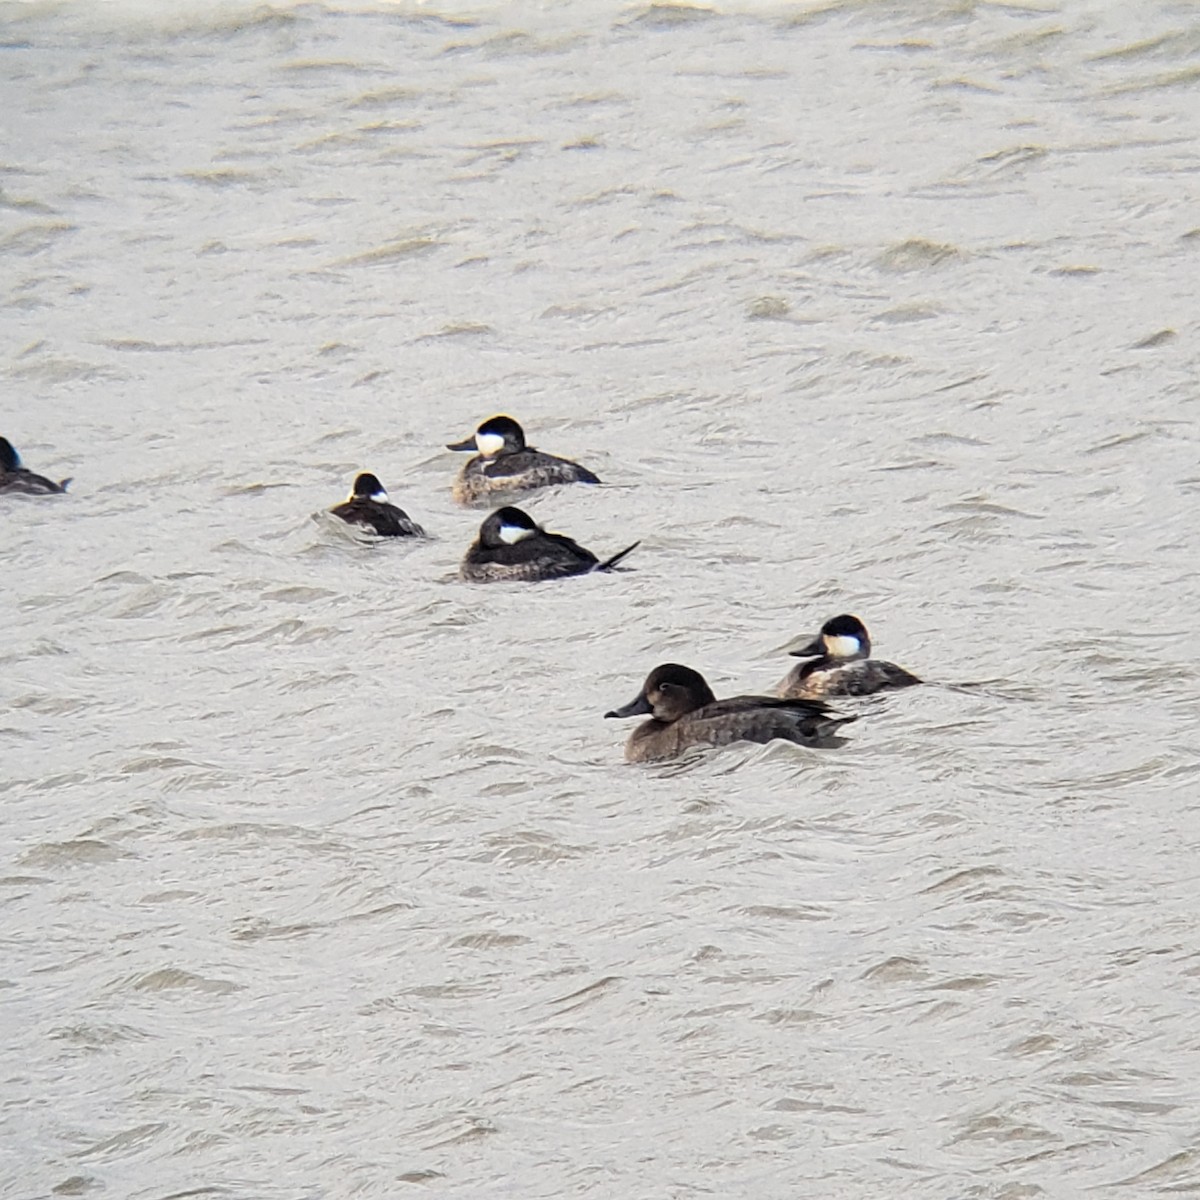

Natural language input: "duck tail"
[811,712,858,744]
[824,713,858,733]
[597,540,640,571]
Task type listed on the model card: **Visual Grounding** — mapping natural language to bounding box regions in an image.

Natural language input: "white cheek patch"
[475,431,506,457]
[825,634,862,658]
[498,522,533,545]
[370,489,389,504]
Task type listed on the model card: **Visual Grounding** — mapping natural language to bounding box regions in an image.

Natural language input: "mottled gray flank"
[2,0,1198,1197]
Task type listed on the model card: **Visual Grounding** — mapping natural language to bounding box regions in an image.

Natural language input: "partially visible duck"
[607,662,854,763]
[460,505,637,583]
[329,472,426,537]
[446,415,600,507]
[777,614,920,699]
[0,437,69,495]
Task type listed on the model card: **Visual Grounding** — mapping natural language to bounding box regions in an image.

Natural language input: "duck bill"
[446,436,476,452]
[788,635,823,659]
[604,693,652,719]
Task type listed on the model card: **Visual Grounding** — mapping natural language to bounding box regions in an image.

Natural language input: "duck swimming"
[777,614,920,699]
[0,437,69,495]
[460,505,637,583]
[606,662,854,763]
[329,472,426,537]
[446,414,600,507]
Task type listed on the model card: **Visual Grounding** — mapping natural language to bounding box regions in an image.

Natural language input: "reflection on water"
[3,0,1199,1196]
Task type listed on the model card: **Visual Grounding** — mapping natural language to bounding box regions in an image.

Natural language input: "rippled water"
[3,0,1199,1196]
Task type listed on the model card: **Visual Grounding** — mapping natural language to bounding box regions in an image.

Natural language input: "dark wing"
[332,500,424,537]
[484,450,599,484]
[815,661,922,696]
[482,449,547,480]
[367,504,425,538]
[539,530,599,569]
[559,458,601,484]
[875,661,921,689]
[468,530,596,579]
[689,695,854,745]
[0,470,67,495]
[703,694,836,718]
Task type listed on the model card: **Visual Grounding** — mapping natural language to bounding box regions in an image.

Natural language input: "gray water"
[3,0,1199,1196]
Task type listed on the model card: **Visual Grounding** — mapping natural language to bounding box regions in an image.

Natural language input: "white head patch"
[825,634,862,659]
[498,521,533,545]
[370,488,389,504]
[475,430,506,458]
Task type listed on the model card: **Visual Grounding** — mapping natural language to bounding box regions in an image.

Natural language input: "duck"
[606,662,854,763]
[446,414,600,506]
[0,437,69,495]
[460,505,637,583]
[329,472,426,537]
[777,614,920,699]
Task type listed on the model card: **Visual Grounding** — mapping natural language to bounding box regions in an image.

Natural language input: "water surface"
[2,0,1199,1196]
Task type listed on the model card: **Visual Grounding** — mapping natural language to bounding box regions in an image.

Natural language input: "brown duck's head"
[605,663,716,723]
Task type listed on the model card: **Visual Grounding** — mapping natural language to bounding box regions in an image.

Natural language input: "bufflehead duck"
[446,414,600,507]
[777,614,920,699]
[607,662,854,763]
[460,505,637,583]
[329,472,426,537]
[0,437,69,495]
